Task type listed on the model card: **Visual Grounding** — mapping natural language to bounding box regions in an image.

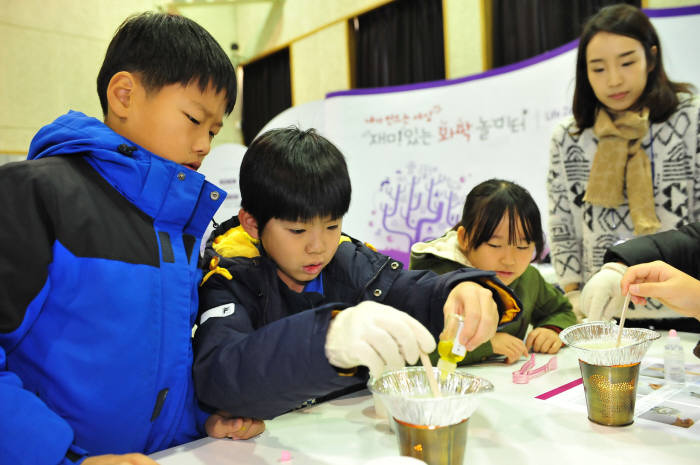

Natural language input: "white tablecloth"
[151,330,700,464]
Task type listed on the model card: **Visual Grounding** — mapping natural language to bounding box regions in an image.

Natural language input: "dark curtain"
[353,0,445,88]
[491,0,641,68]
[241,48,292,146]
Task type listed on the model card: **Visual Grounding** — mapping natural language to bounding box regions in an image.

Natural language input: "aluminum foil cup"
[367,367,494,427]
[371,391,388,419]
[559,321,660,366]
[560,322,660,426]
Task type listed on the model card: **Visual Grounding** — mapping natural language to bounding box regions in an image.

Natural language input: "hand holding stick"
[616,292,631,348]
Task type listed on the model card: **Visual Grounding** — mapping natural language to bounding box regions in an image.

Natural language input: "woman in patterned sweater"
[546,4,698,326]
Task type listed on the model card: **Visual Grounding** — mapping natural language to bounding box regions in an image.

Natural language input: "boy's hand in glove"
[324,301,436,378]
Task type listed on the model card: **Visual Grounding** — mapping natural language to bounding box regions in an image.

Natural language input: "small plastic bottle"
[436,313,467,379]
[664,329,686,385]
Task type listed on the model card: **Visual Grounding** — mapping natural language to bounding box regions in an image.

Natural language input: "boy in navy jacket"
[0,12,262,465]
[194,127,522,419]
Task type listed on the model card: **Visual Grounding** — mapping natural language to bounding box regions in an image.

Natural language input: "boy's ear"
[238,208,260,240]
[456,226,469,252]
[106,71,137,120]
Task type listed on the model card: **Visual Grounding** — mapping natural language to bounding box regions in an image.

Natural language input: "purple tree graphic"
[369,163,466,265]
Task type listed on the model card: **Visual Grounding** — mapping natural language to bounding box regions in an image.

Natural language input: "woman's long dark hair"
[572,4,693,130]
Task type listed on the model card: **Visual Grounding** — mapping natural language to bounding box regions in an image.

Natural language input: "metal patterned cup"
[579,360,640,426]
[394,417,468,465]
[368,367,493,465]
[560,322,659,427]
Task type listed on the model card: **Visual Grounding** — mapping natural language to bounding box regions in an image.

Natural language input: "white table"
[151,331,700,464]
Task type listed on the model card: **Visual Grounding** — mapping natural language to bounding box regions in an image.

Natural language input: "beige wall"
[443,0,487,79]
[178,0,487,130]
[290,21,351,105]
[213,0,392,63]
[177,0,487,132]
[177,0,393,141]
[0,0,398,156]
[3,0,699,160]
[0,0,158,162]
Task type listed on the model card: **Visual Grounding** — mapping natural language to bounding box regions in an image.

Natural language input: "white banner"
[230,7,700,266]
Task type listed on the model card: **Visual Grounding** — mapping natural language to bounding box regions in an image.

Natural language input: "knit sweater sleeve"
[546,120,584,289]
[693,96,700,222]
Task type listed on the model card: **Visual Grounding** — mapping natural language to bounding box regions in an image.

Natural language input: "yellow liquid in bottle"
[437,340,467,381]
[437,313,467,380]
[438,340,466,364]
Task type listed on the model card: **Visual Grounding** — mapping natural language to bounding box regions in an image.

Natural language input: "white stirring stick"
[419,352,441,397]
[616,292,632,348]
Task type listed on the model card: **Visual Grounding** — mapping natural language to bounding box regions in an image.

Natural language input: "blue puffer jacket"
[193,217,522,420]
[0,111,226,464]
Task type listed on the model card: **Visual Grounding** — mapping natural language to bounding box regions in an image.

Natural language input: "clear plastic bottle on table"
[664,329,686,385]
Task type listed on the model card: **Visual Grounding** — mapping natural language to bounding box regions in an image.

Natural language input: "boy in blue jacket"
[0,12,263,465]
[193,127,522,420]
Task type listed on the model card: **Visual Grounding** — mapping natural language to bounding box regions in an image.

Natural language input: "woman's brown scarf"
[583,107,661,236]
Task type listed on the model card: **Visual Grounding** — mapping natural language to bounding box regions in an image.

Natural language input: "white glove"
[564,289,582,322]
[325,301,437,379]
[580,262,628,321]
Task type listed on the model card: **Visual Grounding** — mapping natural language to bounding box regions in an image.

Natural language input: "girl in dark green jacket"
[410,179,577,365]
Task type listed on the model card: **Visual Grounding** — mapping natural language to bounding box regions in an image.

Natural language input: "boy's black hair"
[572,4,693,130]
[97,12,237,116]
[239,127,352,234]
[455,179,544,261]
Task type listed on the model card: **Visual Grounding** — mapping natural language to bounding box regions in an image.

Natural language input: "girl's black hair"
[455,179,544,261]
[239,127,352,233]
[97,12,237,116]
[572,3,693,130]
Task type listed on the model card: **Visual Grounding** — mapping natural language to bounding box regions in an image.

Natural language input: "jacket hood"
[201,215,261,274]
[29,111,127,160]
[410,230,472,267]
[28,112,156,200]
[211,223,260,260]
[28,111,225,231]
